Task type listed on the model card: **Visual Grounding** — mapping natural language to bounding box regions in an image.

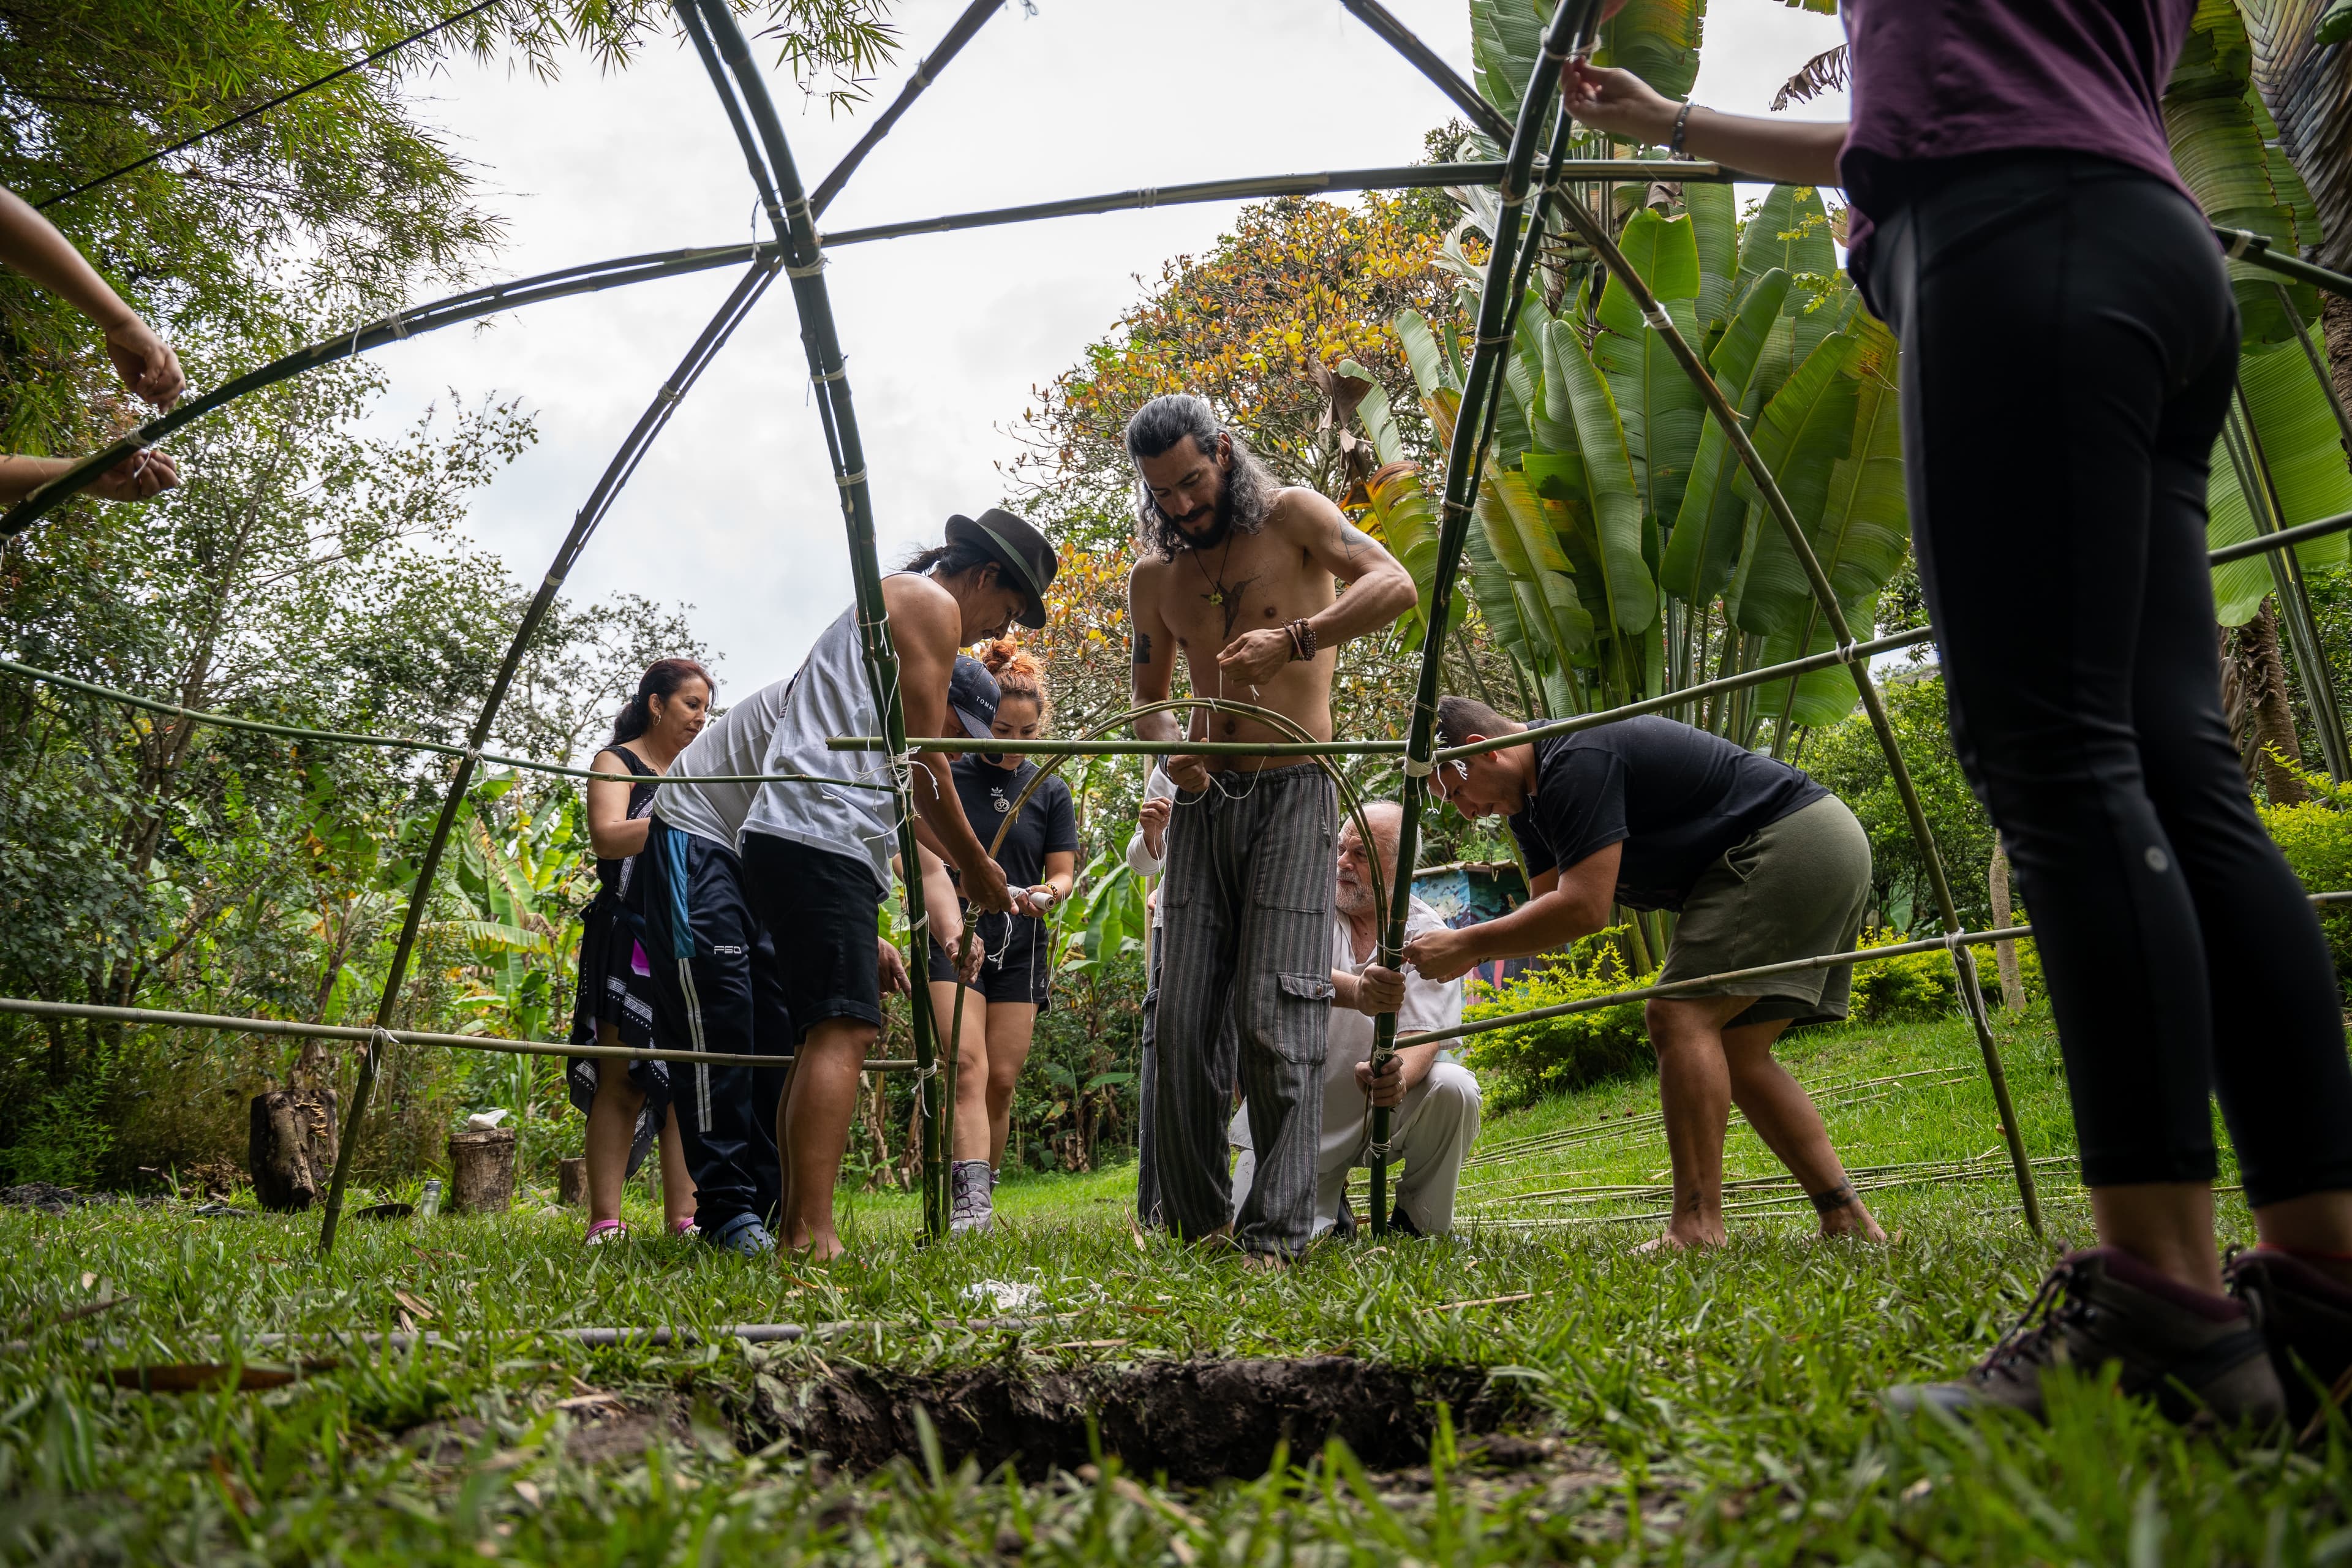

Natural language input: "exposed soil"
[745,1355,1532,1484]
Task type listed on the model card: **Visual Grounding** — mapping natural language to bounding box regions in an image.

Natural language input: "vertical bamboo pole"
[687,0,951,1237]
[1340,6,2040,1232]
[2230,381,2352,782]
[1366,0,1594,1237]
[316,257,783,1254]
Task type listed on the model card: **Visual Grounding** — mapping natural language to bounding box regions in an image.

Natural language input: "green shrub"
[2257,764,2352,981]
[1458,930,1651,1112]
[1849,927,1958,1023]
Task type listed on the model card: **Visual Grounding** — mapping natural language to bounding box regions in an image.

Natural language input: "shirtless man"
[1125,393,1417,1260]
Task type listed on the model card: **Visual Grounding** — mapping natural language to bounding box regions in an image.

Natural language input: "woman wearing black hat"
[925,640,1080,1234]
[641,507,1060,1261]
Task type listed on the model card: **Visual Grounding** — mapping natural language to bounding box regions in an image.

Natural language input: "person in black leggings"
[1566,0,2352,1425]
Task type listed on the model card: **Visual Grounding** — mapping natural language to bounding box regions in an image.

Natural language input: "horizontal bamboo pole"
[826,732,1408,757]
[0,997,914,1071]
[0,657,892,791]
[815,159,1739,250]
[1436,628,1934,763]
[2215,227,2352,302]
[2207,505,2352,565]
[1401,891,2352,1049]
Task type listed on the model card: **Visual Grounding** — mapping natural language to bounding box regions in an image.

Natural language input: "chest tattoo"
[1202,575,1258,641]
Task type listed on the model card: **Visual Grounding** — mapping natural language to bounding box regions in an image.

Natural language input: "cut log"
[247,1088,339,1212]
[557,1156,588,1207]
[448,1129,518,1214]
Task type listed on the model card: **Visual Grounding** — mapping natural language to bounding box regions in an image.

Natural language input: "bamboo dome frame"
[2,0,2350,1250]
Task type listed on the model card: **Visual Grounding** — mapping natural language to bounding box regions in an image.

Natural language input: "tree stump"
[447,1129,518,1213]
[557,1156,588,1207]
[248,1088,339,1212]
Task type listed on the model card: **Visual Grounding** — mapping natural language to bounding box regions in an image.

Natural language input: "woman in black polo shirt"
[926,641,1080,1234]
[1406,698,1881,1253]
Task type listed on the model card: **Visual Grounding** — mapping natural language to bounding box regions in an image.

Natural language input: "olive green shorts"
[1654,794,1872,1029]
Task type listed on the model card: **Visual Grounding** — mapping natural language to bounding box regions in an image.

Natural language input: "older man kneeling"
[1230,802,1480,1238]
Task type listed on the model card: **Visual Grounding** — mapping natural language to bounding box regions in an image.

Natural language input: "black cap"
[948,654,1000,741]
[945,508,1058,629]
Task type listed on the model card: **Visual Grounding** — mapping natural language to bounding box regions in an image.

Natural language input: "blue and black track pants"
[633,824,793,1235]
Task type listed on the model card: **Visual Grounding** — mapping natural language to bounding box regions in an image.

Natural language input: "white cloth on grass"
[1229,897,1480,1235]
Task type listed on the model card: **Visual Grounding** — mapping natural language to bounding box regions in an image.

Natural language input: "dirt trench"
[744,1355,1531,1485]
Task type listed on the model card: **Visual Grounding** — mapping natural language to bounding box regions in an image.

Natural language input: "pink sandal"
[671,1217,698,1236]
[584,1219,628,1246]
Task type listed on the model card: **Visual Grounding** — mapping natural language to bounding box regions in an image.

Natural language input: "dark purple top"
[1840,0,2198,289]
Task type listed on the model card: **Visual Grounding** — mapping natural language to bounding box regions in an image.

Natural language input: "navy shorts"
[928,910,1054,1011]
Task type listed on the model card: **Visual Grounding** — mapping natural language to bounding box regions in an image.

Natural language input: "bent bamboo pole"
[685,0,954,1237]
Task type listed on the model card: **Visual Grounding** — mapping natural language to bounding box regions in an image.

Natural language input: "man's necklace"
[1190,536,1238,607]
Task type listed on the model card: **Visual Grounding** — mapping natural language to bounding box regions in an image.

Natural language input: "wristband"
[1668,100,1697,157]
[1284,617,1318,662]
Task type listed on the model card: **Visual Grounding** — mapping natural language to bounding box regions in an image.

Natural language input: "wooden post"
[1986,835,2026,1012]
[557,1156,588,1207]
[448,1129,517,1213]
[248,1088,338,1212]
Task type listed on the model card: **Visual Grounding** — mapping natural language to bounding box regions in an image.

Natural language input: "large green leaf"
[1660,268,1793,605]
[1729,330,1862,636]
[2206,335,2352,624]
[1747,322,1909,724]
[1364,461,1441,627]
[1592,210,1706,533]
[1551,320,1657,634]
[1749,593,1878,729]
[1470,0,1548,128]
[1685,180,1741,337]
[1733,184,1838,403]
[1340,360,1406,467]
[2163,0,2321,342]
[1594,0,1705,100]
[1394,309,1458,401]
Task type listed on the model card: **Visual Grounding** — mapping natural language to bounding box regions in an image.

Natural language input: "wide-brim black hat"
[946,508,1058,630]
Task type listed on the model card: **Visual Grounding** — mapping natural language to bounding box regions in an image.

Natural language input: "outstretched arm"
[1562,63,1846,189]
[882,574,1015,914]
[0,187,184,407]
[0,447,178,507]
[1217,490,1419,687]
[1401,846,1620,982]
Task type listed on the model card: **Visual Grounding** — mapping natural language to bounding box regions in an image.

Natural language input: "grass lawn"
[4,1006,2348,1564]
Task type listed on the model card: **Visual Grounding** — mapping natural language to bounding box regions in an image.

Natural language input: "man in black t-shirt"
[1402,696,1885,1251]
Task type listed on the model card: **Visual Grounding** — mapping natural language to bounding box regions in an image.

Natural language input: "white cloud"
[353,0,1847,736]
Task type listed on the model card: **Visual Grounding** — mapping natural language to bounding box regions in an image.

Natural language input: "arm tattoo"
[1809,1182,1860,1215]
[1336,520,1378,573]
[1133,630,1152,666]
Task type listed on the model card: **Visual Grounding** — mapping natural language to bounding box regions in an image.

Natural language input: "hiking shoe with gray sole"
[1883,1246,2284,1425]
[2226,1248,2352,1436]
[949,1159,994,1235]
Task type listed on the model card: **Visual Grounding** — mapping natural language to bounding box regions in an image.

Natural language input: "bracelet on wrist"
[1284,617,1318,662]
[1668,100,1697,157]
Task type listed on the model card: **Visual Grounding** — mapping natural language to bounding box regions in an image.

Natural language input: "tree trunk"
[2324,293,2352,432]
[2230,601,2313,804]
[1986,835,2026,1013]
[557,1156,587,1207]
[448,1129,517,1213]
[247,1087,339,1212]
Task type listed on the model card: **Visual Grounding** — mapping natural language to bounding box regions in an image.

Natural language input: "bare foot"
[1635,1223,1725,1254]
[1816,1206,1888,1243]
[1240,1252,1291,1272]
[786,1232,847,1264]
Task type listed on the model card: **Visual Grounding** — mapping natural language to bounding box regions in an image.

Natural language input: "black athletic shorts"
[929,909,1054,1011]
[739,832,886,1041]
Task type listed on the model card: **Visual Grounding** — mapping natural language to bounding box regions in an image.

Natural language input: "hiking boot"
[1882,1247,2283,1425]
[949,1159,993,1235]
[707,1212,775,1258]
[2225,1248,2352,1435]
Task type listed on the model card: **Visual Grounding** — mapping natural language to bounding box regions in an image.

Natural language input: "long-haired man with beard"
[1125,393,1417,1264]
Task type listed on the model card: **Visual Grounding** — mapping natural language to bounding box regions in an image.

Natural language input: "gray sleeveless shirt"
[738,603,895,892]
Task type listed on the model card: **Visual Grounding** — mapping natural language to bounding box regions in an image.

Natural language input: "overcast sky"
[360,0,1846,748]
